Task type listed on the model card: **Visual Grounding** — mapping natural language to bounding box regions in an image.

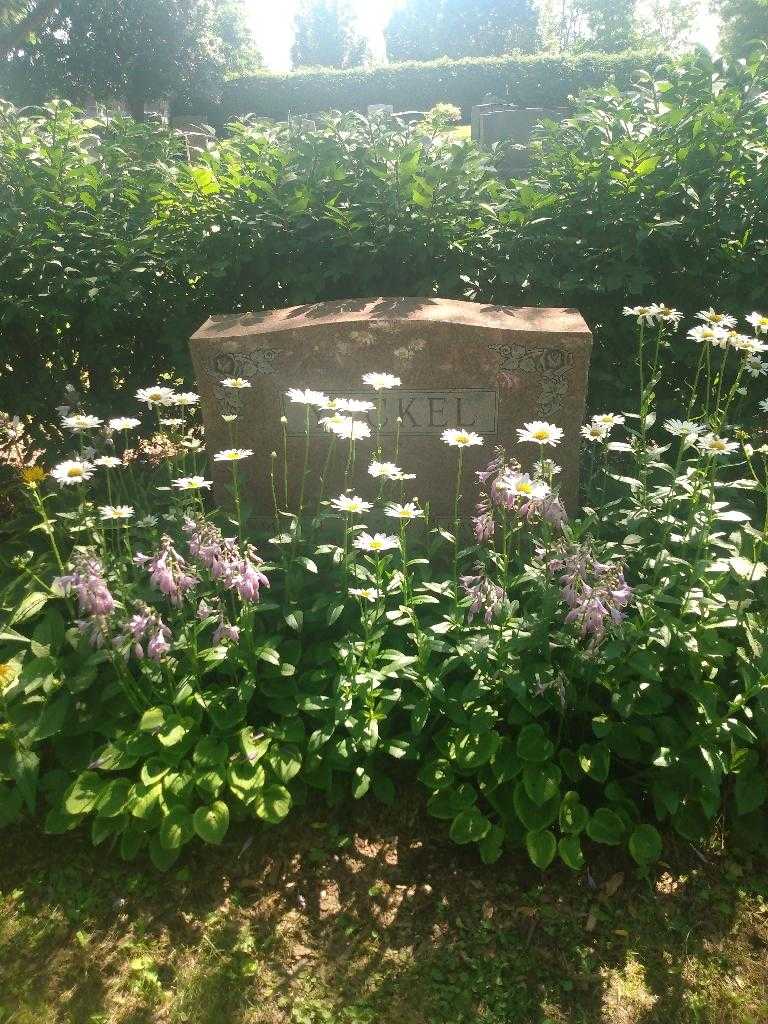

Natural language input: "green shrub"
[216,50,664,121]
[1,51,766,424]
[0,302,767,872]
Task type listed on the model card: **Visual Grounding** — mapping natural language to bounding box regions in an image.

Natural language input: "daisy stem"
[231,463,242,541]
[685,344,707,419]
[453,448,463,620]
[298,406,311,517]
[317,435,337,516]
[30,486,65,575]
[282,416,289,511]
[713,345,730,421]
[375,394,383,459]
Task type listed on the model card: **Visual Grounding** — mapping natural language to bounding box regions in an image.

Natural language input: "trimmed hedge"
[218,50,666,121]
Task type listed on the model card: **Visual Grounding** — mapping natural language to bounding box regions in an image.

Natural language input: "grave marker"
[190,298,592,517]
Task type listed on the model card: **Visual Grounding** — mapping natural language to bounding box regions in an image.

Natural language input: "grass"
[1,792,767,1024]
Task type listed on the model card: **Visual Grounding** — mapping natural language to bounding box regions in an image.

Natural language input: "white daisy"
[592,413,625,427]
[285,388,329,406]
[698,433,739,456]
[99,505,134,521]
[330,494,372,514]
[441,428,484,447]
[362,372,401,390]
[182,437,203,450]
[746,356,768,378]
[726,332,754,351]
[173,392,199,406]
[108,417,141,431]
[368,461,407,479]
[61,414,103,432]
[384,501,424,520]
[746,312,768,335]
[687,325,729,346]
[534,458,561,477]
[221,377,252,389]
[349,587,383,602]
[499,472,550,499]
[649,303,683,326]
[329,419,371,440]
[664,419,704,437]
[516,421,563,447]
[760,398,768,413]
[94,456,123,468]
[581,423,611,442]
[51,459,95,485]
[136,385,177,406]
[741,338,768,356]
[221,414,238,423]
[696,309,737,329]
[353,532,399,553]
[622,305,657,325]
[323,398,376,413]
[160,418,185,427]
[172,476,212,490]
[136,515,159,528]
[213,448,254,461]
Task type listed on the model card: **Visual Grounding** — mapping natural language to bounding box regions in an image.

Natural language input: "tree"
[0,0,58,57]
[385,0,540,61]
[0,0,262,117]
[718,0,768,56]
[290,0,370,69]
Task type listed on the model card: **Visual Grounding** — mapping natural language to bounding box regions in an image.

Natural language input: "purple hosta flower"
[473,494,495,543]
[134,536,198,606]
[212,618,240,645]
[183,517,269,603]
[230,545,270,602]
[549,546,632,644]
[196,598,215,620]
[461,571,509,624]
[116,602,172,661]
[76,614,111,649]
[54,552,115,617]
[520,494,568,529]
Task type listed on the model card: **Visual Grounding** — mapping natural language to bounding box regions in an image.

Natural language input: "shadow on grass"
[1,792,767,1024]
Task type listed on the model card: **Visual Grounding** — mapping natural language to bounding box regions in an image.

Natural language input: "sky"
[246,0,721,72]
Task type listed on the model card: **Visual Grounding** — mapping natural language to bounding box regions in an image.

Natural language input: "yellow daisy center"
[67,467,83,478]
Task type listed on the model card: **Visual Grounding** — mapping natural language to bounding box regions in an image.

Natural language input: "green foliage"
[220,49,662,120]
[291,0,370,70]
[0,0,262,116]
[384,0,541,61]
[719,0,768,58]
[0,295,767,877]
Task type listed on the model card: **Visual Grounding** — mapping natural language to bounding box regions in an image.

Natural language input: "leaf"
[27,694,71,743]
[139,707,165,732]
[95,778,132,818]
[516,723,554,763]
[160,807,195,850]
[628,824,662,866]
[525,829,557,869]
[734,771,767,816]
[586,807,625,846]
[150,833,182,871]
[253,783,292,824]
[11,591,49,625]
[9,747,39,813]
[729,557,767,582]
[578,743,610,782]
[193,801,229,845]
[268,745,302,784]
[522,762,561,806]
[449,806,491,845]
[559,791,589,834]
[240,727,270,764]
[228,761,266,800]
[284,610,303,632]
[513,782,558,831]
[478,824,505,864]
[193,737,228,767]
[558,834,585,870]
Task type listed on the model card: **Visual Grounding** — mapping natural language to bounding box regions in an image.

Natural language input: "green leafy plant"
[0,299,766,873]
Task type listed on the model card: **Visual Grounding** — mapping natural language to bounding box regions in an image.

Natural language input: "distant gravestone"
[190,298,592,517]
[470,102,512,142]
[393,110,427,124]
[169,119,215,161]
[367,104,394,116]
[479,107,568,147]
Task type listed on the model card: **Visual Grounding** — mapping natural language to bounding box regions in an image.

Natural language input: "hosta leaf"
[253,784,292,824]
[63,770,105,815]
[628,824,662,866]
[525,829,557,869]
[558,834,585,870]
[193,801,229,844]
[516,723,553,763]
[449,806,491,845]
[160,807,195,850]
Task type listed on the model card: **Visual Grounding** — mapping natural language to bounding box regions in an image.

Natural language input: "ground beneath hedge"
[1,793,767,1024]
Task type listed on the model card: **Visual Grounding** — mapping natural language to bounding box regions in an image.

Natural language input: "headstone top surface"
[191,297,590,342]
